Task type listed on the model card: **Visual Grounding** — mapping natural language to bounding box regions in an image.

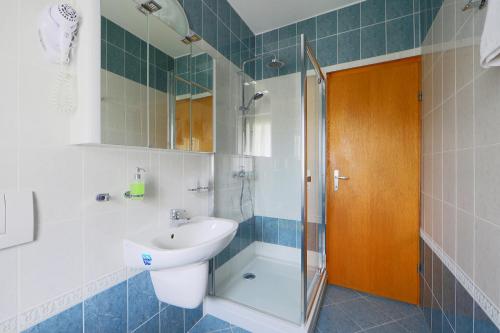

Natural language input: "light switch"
[0,191,34,250]
[0,193,5,234]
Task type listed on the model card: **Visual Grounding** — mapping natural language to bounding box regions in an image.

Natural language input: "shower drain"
[243,273,256,280]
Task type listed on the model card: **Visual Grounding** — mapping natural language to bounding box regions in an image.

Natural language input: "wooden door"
[326,57,421,304]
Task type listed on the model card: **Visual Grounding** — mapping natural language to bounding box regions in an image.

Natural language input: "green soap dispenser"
[128,167,146,200]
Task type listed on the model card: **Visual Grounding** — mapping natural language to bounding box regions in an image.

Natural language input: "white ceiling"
[228,0,363,35]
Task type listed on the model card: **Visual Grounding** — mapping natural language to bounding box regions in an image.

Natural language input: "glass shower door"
[300,35,327,321]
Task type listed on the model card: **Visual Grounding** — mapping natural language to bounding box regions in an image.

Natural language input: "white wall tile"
[0,247,18,322]
[474,68,500,147]
[456,209,474,278]
[158,151,184,222]
[442,202,456,260]
[18,220,84,311]
[456,83,474,150]
[84,211,125,283]
[0,149,18,191]
[442,97,456,151]
[19,147,83,224]
[432,153,443,200]
[442,151,456,204]
[433,199,443,247]
[475,145,500,227]
[83,147,127,214]
[456,149,474,214]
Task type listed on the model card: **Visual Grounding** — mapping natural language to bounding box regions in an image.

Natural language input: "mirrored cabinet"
[95,0,214,152]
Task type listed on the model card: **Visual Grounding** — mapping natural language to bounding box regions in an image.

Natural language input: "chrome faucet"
[170,209,190,225]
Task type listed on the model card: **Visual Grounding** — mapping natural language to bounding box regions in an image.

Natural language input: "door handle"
[334,170,349,192]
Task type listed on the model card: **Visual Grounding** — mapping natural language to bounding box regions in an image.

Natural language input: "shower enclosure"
[210,35,327,331]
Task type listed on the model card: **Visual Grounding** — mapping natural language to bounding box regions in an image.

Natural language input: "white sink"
[123,216,238,308]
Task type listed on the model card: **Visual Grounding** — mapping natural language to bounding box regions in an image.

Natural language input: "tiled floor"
[188,285,429,333]
[316,285,430,333]
[188,314,250,333]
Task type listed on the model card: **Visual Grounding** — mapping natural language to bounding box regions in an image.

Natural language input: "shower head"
[253,91,266,101]
[267,57,285,69]
[240,91,268,113]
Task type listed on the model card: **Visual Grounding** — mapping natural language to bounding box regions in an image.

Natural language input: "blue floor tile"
[188,315,231,333]
[337,298,392,329]
[397,314,431,333]
[366,295,421,320]
[363,322,407,333]
[316,304,362,333]
[323,285,362,306]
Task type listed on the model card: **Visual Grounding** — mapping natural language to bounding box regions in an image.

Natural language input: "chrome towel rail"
[463,0,487,11]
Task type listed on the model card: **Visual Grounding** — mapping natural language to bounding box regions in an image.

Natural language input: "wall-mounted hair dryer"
[38,3,79,64]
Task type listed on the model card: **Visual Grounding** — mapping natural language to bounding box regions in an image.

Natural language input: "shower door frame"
[299,34,327,323]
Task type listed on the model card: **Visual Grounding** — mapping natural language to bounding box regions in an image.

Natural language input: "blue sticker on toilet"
[142,253,152,266]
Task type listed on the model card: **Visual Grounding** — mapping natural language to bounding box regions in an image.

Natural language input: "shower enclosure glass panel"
[303,39,327,318]
[212,34,326,326]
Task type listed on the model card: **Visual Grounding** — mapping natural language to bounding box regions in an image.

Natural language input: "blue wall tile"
[317,35,337,67]
[278,219,297,247]
[361,23,386,59]
[185,304,203,331]
[125,53,141,83]
[203,0,217,14]
[125,31,141,58]
[432,253,443,305]
[160,304,184,333]
[297,17,317,42]
[134,314,159,333]
[442,266,456,330]
[184,0,203,38]
[262,217,279,244]
[474,303,499,333]
[217,0,230,27]
[230,33,241,67]
[279,24,297,48]
[23,304,83,333]
[217,20,231,59]
[338,30,361,63]
[84,282,127,333]
[229,7,241,40]
[278,46,297,76]
[107,43,125,76]
[387,15,415,53]
[101,17,107,40]
[338,4,360,33]
[263,30,279,54]
[202,3,218,48]
[455,278,474,332]
[423,279,433,327]
[101,40,107,69]
[128,272,159,331]
[361,0,386,26]
[262,53,280,79]
[317,11,338,39]
[107,20,125,48]
[387,0,413,20]
[431,297,443,333]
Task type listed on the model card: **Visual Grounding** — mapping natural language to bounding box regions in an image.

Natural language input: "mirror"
[99,0,213,152]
